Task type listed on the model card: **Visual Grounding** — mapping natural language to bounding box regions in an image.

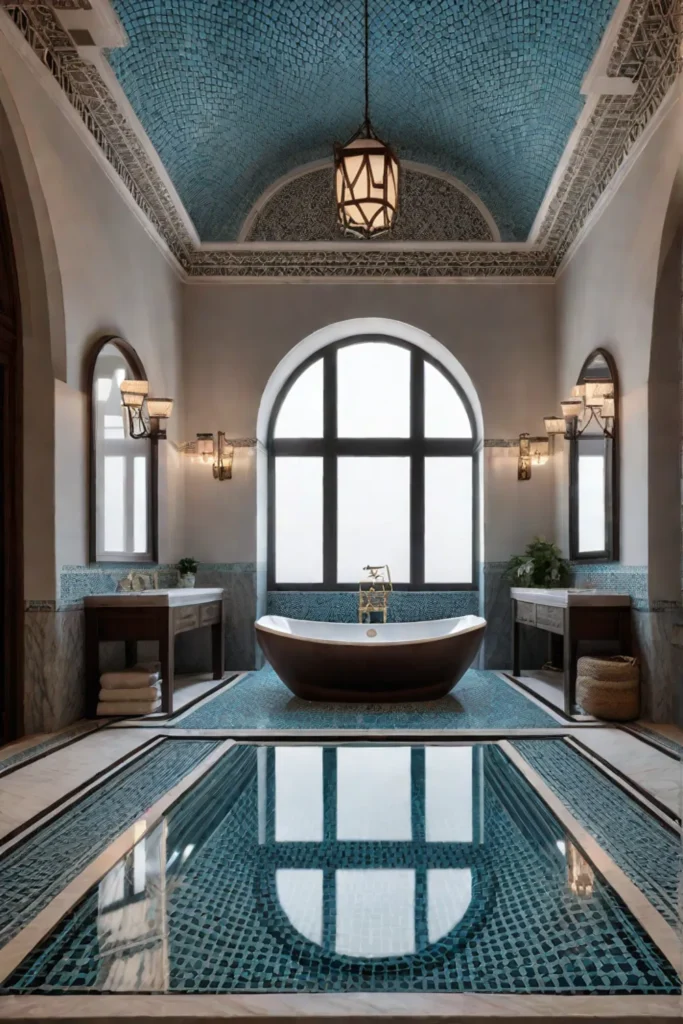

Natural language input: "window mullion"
[410,352,424,588]
[323,349,337,588]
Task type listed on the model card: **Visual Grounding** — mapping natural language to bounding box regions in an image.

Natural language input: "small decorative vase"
[178,573,196,589]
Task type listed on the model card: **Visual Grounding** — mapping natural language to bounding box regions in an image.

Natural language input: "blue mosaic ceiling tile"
[106,0,619,242]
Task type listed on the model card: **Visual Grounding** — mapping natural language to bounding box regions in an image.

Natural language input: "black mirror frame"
[569,348,619,563]
[85,335,158,564]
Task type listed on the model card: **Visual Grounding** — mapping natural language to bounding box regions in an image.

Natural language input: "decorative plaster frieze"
[2,0,679,278]
[187,247,556,279]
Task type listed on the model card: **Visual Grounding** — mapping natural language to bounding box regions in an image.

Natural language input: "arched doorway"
[0,174,23,742]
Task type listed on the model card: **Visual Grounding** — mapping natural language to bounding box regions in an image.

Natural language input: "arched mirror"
[569,349,618,561]
[88,336,157,563]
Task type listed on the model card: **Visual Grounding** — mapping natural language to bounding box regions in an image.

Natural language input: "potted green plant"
[503,537,570,589]
[177,557,198,589]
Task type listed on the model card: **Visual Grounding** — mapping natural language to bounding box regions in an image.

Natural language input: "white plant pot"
[178,573,196,589]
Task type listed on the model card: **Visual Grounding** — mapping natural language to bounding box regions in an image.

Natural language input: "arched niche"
[569,348,619,562]
[86,336,158,564]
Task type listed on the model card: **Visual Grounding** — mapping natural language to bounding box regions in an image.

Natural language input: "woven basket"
[576,655,639,721]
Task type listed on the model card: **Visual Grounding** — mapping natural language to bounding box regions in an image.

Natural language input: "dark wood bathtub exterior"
[255,622,486,702]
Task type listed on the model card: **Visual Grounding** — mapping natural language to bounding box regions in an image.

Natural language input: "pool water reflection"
[4,743,678,995]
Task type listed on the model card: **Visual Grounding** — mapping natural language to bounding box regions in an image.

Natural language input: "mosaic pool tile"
[266,590,480,623]
[171,667,555,731]
[4,744,677,995]
[512,739,681,928]
[0,740,219,945]
[106,0,619,241]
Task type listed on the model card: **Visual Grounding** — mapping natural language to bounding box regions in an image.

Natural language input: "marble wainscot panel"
[632,608,683,722]
[24,603,85,734]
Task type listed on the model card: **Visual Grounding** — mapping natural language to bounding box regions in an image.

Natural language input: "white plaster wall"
[0,22,186,574]
[555,97,682,566]
[182,280,557,565]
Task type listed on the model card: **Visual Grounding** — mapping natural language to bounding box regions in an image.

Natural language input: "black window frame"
[267,335,479,591]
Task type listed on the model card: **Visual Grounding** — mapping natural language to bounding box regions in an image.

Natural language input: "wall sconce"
[120,379,174,440]
[547,385,614,441]
[214,431,233,481]
[182,431,234,480]
[518,435,550,481]
[518,433,532,481]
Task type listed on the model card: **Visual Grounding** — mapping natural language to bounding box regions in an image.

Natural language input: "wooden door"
[0,176,23,743]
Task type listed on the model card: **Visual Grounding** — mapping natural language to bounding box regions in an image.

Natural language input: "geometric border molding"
[3,0,680,278]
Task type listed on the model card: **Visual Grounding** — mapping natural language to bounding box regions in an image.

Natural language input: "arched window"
[268,337,477,589]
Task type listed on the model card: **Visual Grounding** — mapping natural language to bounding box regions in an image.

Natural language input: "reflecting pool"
[3,744,678,995]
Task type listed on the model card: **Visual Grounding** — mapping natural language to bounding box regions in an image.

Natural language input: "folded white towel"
[98,683,161,702]
[97,698,161,717]
[100,669,160,689]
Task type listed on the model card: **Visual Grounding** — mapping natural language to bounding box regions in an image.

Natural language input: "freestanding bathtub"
[254,615,486,702]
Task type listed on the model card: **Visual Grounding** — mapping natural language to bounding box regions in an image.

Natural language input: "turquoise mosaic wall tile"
[58,562,256,608]
[0,739,219,944]
[571,564,649,607]
[513,739,681,928]
[106,0,619,241]
[266,590,479,622]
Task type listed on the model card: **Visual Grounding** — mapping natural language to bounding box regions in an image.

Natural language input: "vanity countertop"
[511,587,631,608]
[84,588,223,609]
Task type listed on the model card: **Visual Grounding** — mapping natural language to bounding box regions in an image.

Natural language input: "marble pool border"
[0,992,679,1021]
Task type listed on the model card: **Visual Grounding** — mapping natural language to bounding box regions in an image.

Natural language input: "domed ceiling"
[105,0,620,243]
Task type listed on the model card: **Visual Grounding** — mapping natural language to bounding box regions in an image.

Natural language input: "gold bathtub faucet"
[358,564,392,623]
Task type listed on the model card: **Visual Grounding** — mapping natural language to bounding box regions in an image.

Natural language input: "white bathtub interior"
[255,614,486,644]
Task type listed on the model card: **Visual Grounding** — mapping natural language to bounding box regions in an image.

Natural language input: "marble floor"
[0,668,679,1020]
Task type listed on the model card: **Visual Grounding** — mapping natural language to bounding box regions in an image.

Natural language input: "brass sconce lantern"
[518,433,531,481]
[518,434,550,481]
[183,432,234,481]
[334,0,399,238]
[214,431,233,481]
[120,379,174,440]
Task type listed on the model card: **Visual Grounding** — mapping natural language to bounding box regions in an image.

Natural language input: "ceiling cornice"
[1,0,679,280]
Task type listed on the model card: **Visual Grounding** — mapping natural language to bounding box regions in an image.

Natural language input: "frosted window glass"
[425,363,472,438]
[104,456,125,552]
[425,458,473,583]
[336,870,415,957]
[276,870,323,945]
[425,747,473,842]
[337,748,412,840]
[96,377,112,403]
[133,456,147,553]
[275,458,323,582]
[337,343,410,437]
[275,747,323,841]
[104,414,125,440]
[578,454,606,553]
[427,869,472,943]
[274,359,323,438]
[337,457,410,582]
